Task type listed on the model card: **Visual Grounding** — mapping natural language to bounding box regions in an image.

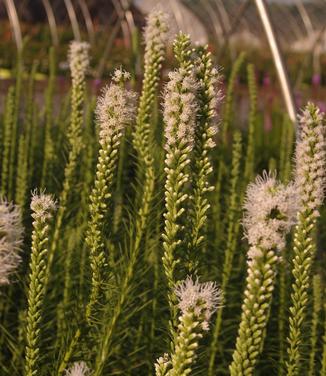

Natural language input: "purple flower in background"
[316,101,326,113]
[263,73,271,87]
[264,112,273,132]
[58,75,65,88]
[312,73,321,87]
[294,90,303,109]
[92,78,102,91]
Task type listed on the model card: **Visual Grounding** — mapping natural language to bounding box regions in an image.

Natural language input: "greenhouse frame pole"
[4,0,22,52]
[64,0,81,41]
[255,0,296,123]
[42,0,59,46]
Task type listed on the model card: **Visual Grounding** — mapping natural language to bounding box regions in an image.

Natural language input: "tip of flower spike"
[68,41,90,77]
[95,77,137,144]
[295,103,325,214]
[163,68,199,150]
[112,68,131,84]
[0,199,23,285]
[30,191,57,222]
[175,276,223,330]
[144,9,171,47]
[65,361,91,376]
[243,171,298,252]
[298,102,325,128]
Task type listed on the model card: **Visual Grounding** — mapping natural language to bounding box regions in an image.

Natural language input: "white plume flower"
[144,9,171,63]
[65,362,91,376]
[0,200,23,285]
[175,276,223,330]
[68,41,90,79]
[30,191,57,222]
[243,171,298,254]
[295,102,325,217]
[112,68,131,84]
[163,68,199,150]
[95,70,137,145]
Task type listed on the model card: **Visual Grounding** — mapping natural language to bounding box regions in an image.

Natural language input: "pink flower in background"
[263,73,271,87]
[92,78,102,91]
[316,100,326,113]
[312,73,321,87]
[294,90,303,109]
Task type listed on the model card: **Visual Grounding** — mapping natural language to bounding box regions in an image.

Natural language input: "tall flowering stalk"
[188,46,221,271]
[133,9,169,216]
[162,68,198,327]
[47,41,89,282]
[57,71,136,373]
[0,200,23,285]
[24,192,56,376]
[230,172,297,376]
[286,103,325,376]
[155,277,222,376]
[86,70,136,321]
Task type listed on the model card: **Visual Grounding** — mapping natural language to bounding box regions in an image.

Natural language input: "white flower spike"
[95,70,137,145]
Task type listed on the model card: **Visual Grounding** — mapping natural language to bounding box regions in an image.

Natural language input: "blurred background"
[0,0,325,118]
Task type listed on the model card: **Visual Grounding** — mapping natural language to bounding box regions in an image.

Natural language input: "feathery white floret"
[68,41,90,79]
[295,103,325,217]
[163,68,199,150]
[0,200,23,285]
[144,10,170,61]
[175,276,223,330]
[243,171,298,253]
[30,191,56,222]
[112,68,131,84]
[65,362,91,376]
[95,71,137,145]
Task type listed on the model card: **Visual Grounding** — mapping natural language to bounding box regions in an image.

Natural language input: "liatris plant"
[229,171,298,376]
[187,46,222,271]
[86,69,136,321]
[132,9,170,242]
[286,103,325,375]
[1,17,326,376]
[24,192,56,376]
[162,68,198,327]
[0,199,23,285]
[47,41,90,279]
[155,276,223,376]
